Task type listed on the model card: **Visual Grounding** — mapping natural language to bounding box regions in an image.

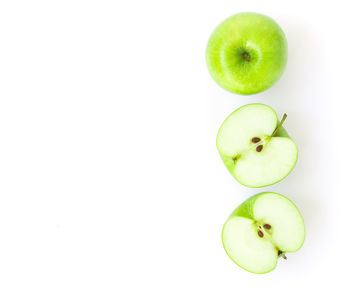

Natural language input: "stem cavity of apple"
[272,113,287,137]
[232,154,241,162]
[251,113,287,154]
[278,250,287,260]
[242,52,251,62]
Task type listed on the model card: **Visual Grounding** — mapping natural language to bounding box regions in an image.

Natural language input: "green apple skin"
[217,103,298,188]
[222,192,305,274]
[206,12,288,95]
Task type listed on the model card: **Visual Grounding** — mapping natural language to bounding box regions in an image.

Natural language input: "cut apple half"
[217,103,298,187]
[222,192,305,274]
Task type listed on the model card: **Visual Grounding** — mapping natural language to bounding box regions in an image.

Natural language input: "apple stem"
[278,250,287,260]
[271,113,287,137]
[242,52,251,62]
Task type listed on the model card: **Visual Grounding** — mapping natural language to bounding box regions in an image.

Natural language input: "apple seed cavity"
[258,230,264,238]
[252,137,261,143]
[256,145,263,152]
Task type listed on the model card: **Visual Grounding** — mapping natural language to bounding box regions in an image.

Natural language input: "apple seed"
[258,230,264,238]
[252,137,261,143]
[256,145,263,152]
[263,224,271,230]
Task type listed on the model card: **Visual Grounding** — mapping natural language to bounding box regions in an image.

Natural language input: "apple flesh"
[217,103,298,187]
[206,12,287,94]
[222,192,305,274]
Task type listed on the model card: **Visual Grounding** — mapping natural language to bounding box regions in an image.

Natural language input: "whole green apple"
[222,192,305,274]
[206,12,288,94]
[217,103,298,187]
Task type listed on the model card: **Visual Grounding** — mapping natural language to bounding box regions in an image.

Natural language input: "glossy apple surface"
[206,12,287,94]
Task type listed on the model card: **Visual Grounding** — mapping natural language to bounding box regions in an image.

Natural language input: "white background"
[0,0,347,289]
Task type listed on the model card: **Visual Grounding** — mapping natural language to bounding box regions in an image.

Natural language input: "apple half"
[222,192,305,274]
[217,103,298,187]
